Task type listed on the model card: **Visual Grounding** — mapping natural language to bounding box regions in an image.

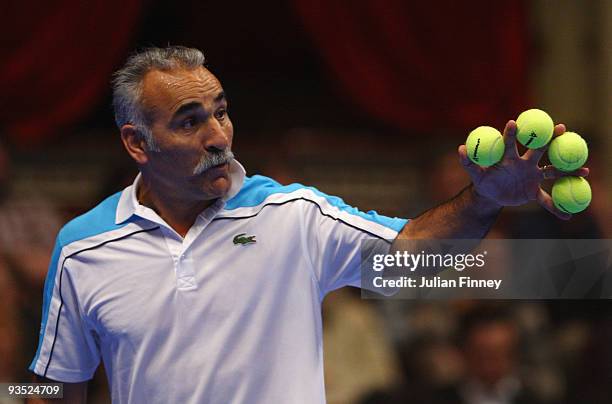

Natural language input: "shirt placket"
[159,228,197,291]
[158,199,225,291]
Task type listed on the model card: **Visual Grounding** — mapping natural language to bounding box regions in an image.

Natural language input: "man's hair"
[457,305,515,348]
[111,46,206,150]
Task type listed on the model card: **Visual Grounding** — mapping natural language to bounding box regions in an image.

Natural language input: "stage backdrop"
[0,0,142,146]
[293,0,528,132]
[1,0,527,145]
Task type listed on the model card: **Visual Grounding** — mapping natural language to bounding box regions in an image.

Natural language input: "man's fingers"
[458,144,483,179]
[537,188,572,220]
[523,144,547,163]
[553,123,567,137]
[502,120,519,159]
[523,123,566,162]
[542,166,589,180]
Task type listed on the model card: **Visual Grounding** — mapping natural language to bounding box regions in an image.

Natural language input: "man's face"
[464,322,517,387]
[138,66,234,201]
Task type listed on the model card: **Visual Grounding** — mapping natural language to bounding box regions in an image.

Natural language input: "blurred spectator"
[323,288,399,404]
[359,334,462,404]
[425,148,471,206]
[0,256,19,382]
[432,306,546,404]
[0,139,62,287]
[565,316,612,404]
[0,137,63,383]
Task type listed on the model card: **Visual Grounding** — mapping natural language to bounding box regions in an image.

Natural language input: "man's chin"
[203,175,232,199]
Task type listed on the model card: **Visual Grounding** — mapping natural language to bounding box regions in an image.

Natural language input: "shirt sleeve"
[300,188,409,296]
[29,237,101,382]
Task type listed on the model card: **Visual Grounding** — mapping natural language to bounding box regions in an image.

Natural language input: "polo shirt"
[29,159,408,404]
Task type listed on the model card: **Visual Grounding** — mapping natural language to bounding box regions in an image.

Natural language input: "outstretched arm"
[399,184,501,240]
[398,120,589,240]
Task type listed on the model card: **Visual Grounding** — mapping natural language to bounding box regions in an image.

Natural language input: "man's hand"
[458,120,589,220]
[400,120,591,241]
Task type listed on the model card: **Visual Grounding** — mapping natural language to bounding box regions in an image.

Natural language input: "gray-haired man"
[29,46,587,403]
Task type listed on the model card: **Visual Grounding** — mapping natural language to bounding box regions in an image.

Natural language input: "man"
[29,46,587,403]
[437,306,544,404]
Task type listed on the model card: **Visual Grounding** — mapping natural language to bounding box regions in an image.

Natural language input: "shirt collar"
[115,159,246,225]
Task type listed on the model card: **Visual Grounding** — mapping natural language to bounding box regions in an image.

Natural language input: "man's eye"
[182,118,196,129]
[215,109,227,120]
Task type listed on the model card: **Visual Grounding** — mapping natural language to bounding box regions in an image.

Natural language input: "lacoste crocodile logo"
[233,233,256,245]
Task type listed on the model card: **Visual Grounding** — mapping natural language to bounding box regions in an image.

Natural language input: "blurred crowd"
[325,294,612,404]
[322,148,611,404]
[0,138,62,385]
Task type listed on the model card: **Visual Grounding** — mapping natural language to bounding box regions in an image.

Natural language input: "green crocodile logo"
[233,233,256,245]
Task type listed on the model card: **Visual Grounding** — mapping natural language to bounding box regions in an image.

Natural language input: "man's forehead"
[141,67,223,112]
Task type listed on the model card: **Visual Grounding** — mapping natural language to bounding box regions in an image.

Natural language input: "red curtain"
[0,0,142,146]
[293,0,528,133]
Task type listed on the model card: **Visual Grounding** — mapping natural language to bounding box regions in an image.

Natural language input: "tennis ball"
[548,131,588,172]
[552,176,591,214]
[465,126,504,167]
[516,109,554,149]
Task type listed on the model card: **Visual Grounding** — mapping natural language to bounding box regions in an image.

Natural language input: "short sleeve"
[300,189,408,296]
[29,238,101,382]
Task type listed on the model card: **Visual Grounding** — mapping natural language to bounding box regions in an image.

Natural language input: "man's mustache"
[192,150,234,175]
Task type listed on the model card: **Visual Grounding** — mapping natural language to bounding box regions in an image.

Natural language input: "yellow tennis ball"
[548,131,588,172]
[465,126,505,167]
[552,176,592,214]
[516,109,554,149]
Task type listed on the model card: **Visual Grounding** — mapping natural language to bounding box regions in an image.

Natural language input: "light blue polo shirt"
[30,159,408,403]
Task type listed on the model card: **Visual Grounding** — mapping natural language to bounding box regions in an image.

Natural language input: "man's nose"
[204,119,230,152]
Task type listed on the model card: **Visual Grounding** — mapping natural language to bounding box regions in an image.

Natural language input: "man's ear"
[120,124,149,165]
